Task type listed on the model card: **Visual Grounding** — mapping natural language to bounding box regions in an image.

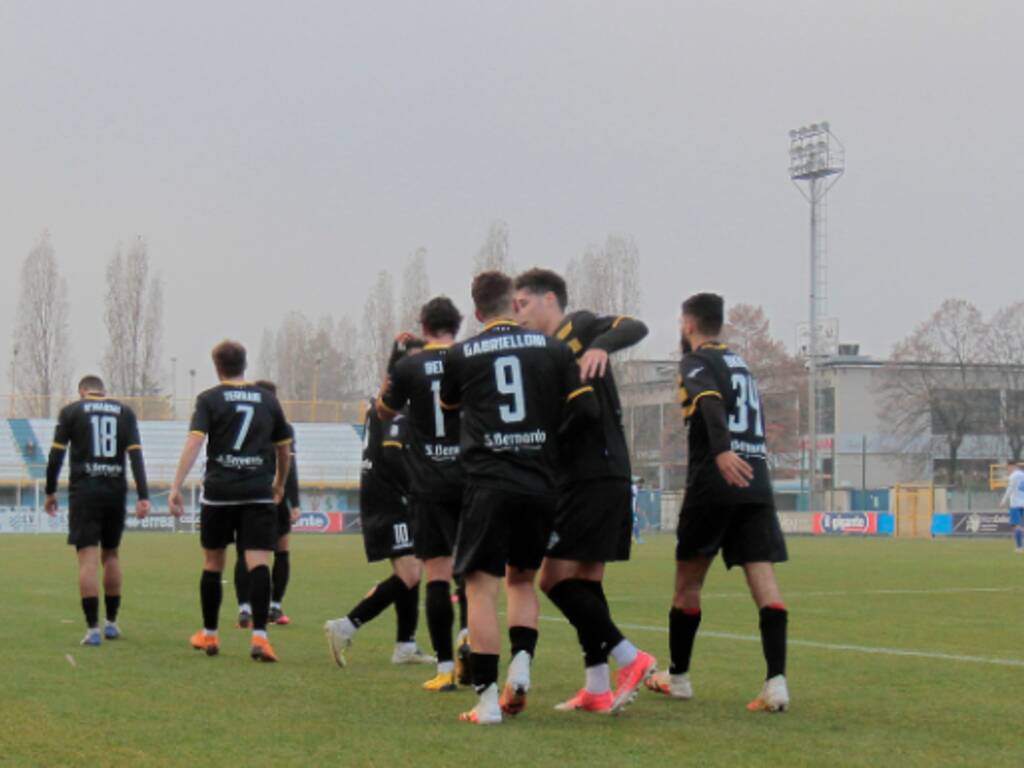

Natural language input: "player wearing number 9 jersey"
[169,340,292,662]
[645,293,790,714]
[45,375,150,646]
[440,271,598,725]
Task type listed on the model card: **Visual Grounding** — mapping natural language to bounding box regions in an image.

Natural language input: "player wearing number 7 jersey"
[645,293,790,712]
[440,271,599,725]
[169,340,292,662]
[45,375,151,646]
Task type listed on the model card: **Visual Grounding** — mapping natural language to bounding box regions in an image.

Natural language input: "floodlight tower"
[789,122,844,511]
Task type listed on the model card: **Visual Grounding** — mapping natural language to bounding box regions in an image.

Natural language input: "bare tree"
[12,231,72,416]
[985,302,1024,461]
[877,299,990,488]
[566,235,641,317]
[399,247,430,332]
[257,328,277,382]
[474,220,512,274]
[360,270,397,392]
[103,238,164,396]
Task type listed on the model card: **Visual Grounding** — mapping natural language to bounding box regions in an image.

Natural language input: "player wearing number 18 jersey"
[44,375,150,646]
[440,271,598,725]
[169,340,292,662]
[645,293,790,712]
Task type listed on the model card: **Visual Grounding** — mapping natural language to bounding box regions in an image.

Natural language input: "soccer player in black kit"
[645,293,790,712]
[513,268,656,714]
[169,341,293,662]
[325,339,433,669]
[378,297,469,692]
[44,375,150,646]
[234,380,301,628]
[440,271,597,725]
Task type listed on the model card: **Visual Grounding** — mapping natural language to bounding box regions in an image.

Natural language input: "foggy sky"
[2,1,1022,395]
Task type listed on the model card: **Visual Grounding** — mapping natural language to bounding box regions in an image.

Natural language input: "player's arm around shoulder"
[557,339,599,425]
[579,312,649,382]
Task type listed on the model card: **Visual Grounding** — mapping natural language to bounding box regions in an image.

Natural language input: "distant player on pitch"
[645,293,790,712]
[1000,460,1024,552]
[45,375,150,646]
[169,340,293,662]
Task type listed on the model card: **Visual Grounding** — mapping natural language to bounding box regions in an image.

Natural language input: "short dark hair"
[254,379,277,395]
[514,268,568,310]
[78,375,105,393]
[212,340,247,378]
[420,296,463,336]
[471,271,513,319]
[681,293,725,336]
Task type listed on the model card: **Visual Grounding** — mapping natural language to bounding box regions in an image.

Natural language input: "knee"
[538,571,561,595]
[672,586,701,612]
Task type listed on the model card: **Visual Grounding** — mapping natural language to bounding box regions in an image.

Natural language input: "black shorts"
[676,502,788,569]
[547,479,632,563]
[200,504,278,551]
[361,497,415,563]
[276,501,292,537]
[454,485,555,578]
[68,498,126,550]
[412,492,461,561]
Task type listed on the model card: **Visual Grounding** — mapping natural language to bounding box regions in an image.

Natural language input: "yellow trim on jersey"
[51,442,67,451]
[566,385,594,402]
[274,437,294,446]
[83,393,109,400]
[682,390,722,418]
[698,342,726,351]
[441,400,461,411]
[482,319,519,331]
[189,430,206,438]
[219,380,253,387]
[556,322,573,340]
[611,315,632,329]
[126,444,142,452]
[568,338,583,354]
[423,343,451,351]
[381,440,403,449]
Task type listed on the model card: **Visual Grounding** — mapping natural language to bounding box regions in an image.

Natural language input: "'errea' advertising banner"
[812,512,879,535]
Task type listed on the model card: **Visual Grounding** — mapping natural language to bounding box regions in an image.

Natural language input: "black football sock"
[104,594,121,623]
[395,580,420,643]
[455,580,468,631]
[249,565,271,632]
[586,579,610,609]
[347,575,407,628]
[471,652,499,693]
[425,581,455,663]
[669,607,702,675]
[509,625,539,659]
[759,604,788,679]
[81,597,99,629]
[233,551,249,607]
[271,551,290,604]
[546,579,606,666]
[200,570,222,631]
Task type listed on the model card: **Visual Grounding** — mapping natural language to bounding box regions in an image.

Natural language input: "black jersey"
[380,344,463,497]
[439,320,596,495]
[189,381,292,504]
[679,343,774,506]
[554,310,647,483]
[47,396,144,501]
[361,400,410,503]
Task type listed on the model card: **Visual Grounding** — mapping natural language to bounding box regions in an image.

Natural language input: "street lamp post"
[170,356,178,419]
[189,369,196,403]
[789,122,844,511]
[311,357,322,422]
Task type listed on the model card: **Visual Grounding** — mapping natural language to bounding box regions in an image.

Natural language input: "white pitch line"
[607,586,1020,602]
[536,615,1024,669]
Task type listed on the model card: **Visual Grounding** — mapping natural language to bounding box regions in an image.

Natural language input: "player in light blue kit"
[1000,461,1024,553]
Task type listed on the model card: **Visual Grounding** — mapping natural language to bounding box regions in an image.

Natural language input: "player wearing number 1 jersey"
[44,375,151,646]
[645,293,790,712]
[440,271,598,725]
[378,297,469,692]
[169,340,292,662]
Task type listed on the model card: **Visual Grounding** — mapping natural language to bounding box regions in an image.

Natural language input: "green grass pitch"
[1,533,1021,767]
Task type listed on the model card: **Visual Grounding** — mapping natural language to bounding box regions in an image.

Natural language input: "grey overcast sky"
[1,1,1022,393]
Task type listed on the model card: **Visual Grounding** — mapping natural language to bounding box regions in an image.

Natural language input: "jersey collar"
[220,379,253,387]
[482,319,519,331]
[698,341,727,351]
[423,342,451,351]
